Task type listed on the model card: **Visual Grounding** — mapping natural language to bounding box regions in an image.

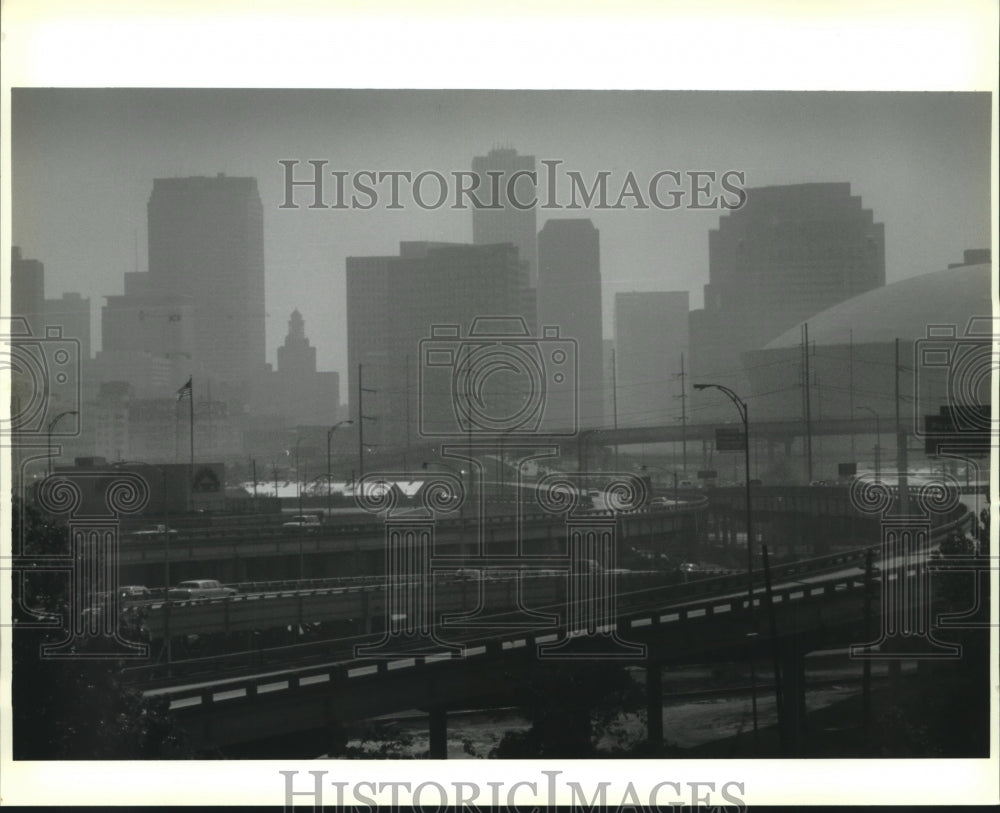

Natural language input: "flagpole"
[189,376,195,507]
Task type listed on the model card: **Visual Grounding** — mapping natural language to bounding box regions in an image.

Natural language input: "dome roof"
[765,263,992,349]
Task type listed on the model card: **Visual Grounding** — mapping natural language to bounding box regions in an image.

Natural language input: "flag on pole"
[176,376,192,401]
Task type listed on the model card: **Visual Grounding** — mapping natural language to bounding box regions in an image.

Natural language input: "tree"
[10,498,197,759]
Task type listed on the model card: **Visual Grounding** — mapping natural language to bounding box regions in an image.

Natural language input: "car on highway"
[282,514,322,533]
[167,579,237,600]
[117,585,152,602]
[130,524,179,539]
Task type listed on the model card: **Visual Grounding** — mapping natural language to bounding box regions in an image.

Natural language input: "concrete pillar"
[779,640,807,755]
[646,662,663,747]
[429,707,447,758]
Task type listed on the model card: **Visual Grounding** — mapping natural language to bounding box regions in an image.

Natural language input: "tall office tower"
[99,270,194,396]
[688,182,885,413]
[472,148,538,287]
[614,291,689,428]
[347,241,530,452]
[45,292,91,360]
[11,246,44,335]
[537,219,604,430]
[147,174,266,403]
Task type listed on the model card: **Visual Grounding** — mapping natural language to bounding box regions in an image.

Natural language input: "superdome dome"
[765,263,992,350]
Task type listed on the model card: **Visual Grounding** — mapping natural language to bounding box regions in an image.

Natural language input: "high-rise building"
[346,241,530,452]
[472,148,538,287]
[537,219,604,430]
[614,292,689,428]
[45,292,91,361]
[99,270,194,396]
[11,246,44,335]
[147,174,266,403]
[688,182,885,412]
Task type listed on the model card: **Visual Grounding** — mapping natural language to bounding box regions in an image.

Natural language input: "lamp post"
[855,406,880,481]
[47,410,78,477]
[294,438,303,514]
[327,420,354,519]
[694,382,758,739]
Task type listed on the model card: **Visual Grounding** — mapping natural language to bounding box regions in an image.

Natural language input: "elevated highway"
[127,504,975,755]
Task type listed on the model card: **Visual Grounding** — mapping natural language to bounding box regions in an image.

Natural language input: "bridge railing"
[153,566,882,712]
[122,497,709,547]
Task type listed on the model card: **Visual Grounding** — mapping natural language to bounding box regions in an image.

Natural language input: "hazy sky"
[11,89,992,376]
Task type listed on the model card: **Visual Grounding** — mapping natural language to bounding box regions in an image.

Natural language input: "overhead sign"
[697,470,718,479]
[715,428,745,452]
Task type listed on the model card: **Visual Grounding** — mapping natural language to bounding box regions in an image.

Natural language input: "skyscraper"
[147,174,266,402]
[11,246,44,336]
[346,241,530,451]
[614,291,689,428]
[45,292,91,361]
[537,219,604,430]
[472,148,538,287]
[688,182,885,411]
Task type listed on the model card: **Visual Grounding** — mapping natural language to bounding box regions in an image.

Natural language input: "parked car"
[168,579,237,600]
[282,514,322,533]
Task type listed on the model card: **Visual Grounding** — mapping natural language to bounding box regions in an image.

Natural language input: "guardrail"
[156,565,882,713]
[122,497,709,546]
[121,507,974,685]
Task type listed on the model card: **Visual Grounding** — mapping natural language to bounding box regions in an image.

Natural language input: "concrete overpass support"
[428,707,447,758]
[646,662,663,747]
[778,639,807,755]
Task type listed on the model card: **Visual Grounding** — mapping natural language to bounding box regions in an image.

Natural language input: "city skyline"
[10,90,992,380]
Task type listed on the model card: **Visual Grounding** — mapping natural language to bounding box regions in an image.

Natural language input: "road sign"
[697,470,718,479]
[715,427,745,451]
[838,462,857,477]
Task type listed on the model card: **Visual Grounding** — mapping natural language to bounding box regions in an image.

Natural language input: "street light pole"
[856,406,881,481]
[694,382,757,740]
[294,437,303,514]
[47,410,78,477]
[327,420,354,519]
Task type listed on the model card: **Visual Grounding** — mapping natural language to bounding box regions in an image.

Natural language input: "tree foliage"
[10,498,196,759]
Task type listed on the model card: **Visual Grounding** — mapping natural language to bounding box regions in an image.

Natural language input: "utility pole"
[405,354,411,474]
[895,338,909,516]
[674,353,688,475]
[849,328,855,460]
[358,363,377,480]
[251,456,258,509]
[802,324,814,482]
[611,348,619,470]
